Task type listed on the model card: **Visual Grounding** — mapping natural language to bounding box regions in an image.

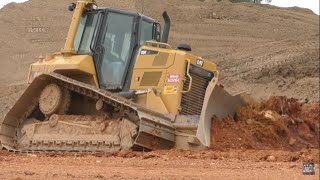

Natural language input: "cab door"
[93,10,137,90]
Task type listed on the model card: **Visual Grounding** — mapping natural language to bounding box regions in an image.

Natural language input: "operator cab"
[73,8,163,91]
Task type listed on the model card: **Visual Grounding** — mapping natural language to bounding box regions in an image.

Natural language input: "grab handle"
[182,59,192,93]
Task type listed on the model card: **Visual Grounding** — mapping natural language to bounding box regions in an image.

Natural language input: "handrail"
[62,0,96,55]
[144,41,172,49]
[182,59,192,94]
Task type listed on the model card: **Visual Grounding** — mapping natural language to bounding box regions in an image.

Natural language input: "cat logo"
[196,59,204,67]
[140,49,158,55]
[140,50,147,55]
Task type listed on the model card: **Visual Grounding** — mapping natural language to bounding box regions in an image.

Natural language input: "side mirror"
[68,3,76,12]
[153,23,161,42]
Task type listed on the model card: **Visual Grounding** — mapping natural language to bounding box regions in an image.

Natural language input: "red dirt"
[211,96,319,151]
[0,149,319,180]
[0,0,319,179]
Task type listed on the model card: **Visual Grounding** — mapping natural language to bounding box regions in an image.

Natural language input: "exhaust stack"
[161,11,171,43]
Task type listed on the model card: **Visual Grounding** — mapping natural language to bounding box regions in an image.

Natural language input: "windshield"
[74,12,100,53]
[98,12,135,89]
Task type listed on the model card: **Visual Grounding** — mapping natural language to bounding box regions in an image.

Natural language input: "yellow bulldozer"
[0,0,245,152]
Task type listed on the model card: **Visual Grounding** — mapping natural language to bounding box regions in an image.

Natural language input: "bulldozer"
[0,0,245,152]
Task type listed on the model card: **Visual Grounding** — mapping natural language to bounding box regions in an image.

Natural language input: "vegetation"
[216,0,272,3]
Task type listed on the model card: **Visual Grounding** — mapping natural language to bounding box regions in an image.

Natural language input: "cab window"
[140,20,154,45]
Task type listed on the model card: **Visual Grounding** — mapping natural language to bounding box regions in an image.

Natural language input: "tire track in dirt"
[218,41,318,79]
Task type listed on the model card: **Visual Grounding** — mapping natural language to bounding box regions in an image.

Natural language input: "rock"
[289,164,297,168]
[162,155,169,161]
[27,153,37,157]
[263,111,276,122]
[96,160,102,163]
[67,173,75,178]
[298,98,308,104]
[212,154,219,160]
[303,133,314,140]
[24,171,35,176]
[267,155,276,162]
[142,153,160,159]
[297,123,311,136]
[94,174,106,179]
[246,119,253,125]
[289,137,296,145]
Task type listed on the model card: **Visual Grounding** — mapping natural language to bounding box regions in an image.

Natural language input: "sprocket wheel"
[39,83,70,116]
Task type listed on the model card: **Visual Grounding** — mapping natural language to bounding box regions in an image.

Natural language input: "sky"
[0,0,28,8]
[263,0,319,15]
[0,0,319,15]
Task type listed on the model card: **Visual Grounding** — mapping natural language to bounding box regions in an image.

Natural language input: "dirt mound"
[0,0,319,102]
[210,96,319,150]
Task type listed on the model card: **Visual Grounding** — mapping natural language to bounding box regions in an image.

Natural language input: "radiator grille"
[180,70,211,115]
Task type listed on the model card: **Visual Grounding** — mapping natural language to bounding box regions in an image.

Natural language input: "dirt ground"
[0,0,319,179]
[0,149,319,180]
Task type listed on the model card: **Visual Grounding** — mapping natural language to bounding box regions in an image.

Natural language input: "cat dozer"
[0,0,245,152]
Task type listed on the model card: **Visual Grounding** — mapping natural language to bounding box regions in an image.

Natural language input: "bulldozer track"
[0,72,175,153]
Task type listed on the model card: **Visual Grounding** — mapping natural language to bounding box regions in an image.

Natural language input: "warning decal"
[167,74,180,83]
[163,86,177,94]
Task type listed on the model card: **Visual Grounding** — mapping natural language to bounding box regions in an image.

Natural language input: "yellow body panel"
[29,54,98,86]
[130,43,218,115]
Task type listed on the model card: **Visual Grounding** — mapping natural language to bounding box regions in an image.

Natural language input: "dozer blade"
[196,78,246,147]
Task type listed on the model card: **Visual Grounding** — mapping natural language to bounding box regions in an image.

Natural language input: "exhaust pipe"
[161,11,171,43]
